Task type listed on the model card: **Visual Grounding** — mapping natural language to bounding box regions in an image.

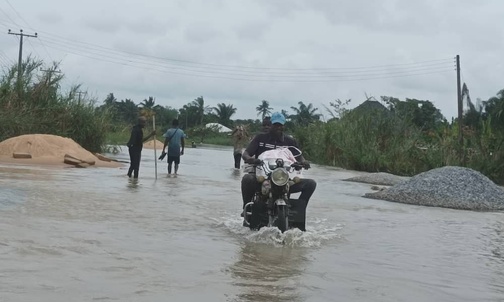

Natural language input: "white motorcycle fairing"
[255,147,302,180]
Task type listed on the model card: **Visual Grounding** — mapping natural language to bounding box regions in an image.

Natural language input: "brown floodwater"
[0,145,503,301]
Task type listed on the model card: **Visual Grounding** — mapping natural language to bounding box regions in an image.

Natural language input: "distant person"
[261,116,272,134]
[161,119,185,175]
[230,125,250,169]
[126,116,156,178]
[243,117,271,173]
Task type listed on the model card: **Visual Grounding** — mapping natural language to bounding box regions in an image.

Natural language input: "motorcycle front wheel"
[276,205,288,233]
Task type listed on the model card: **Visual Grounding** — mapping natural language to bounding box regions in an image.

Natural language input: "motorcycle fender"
[275,199,287,206]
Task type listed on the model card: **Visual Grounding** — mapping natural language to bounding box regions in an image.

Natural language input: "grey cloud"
[184,22,223,44]
[235,21,271,40]
[257,0,305,18]
[13,0,503,122]
[82,17,122,34]
[123,18,175,36]
[259,0,472,37]
[36,12,63,25]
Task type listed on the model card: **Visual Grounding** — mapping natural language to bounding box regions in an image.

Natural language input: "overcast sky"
[0,0,502,120]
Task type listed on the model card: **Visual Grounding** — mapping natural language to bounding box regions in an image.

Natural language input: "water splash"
[215,214,343,248]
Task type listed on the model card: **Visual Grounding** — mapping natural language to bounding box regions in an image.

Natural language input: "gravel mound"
[344,172,409,186]
[364,166,504,211]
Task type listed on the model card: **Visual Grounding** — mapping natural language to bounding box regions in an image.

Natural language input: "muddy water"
[0,145,503,301]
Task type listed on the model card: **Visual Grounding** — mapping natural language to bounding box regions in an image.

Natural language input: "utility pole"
[8,29,38,97]
[456,54,464,163]
[40,67,61,84]
[76,91,87,105]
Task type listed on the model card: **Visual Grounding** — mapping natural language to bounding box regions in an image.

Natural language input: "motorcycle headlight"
[271,168,289,186]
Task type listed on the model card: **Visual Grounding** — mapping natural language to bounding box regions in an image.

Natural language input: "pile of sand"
[0,134,122,168]
[143,139,164,150]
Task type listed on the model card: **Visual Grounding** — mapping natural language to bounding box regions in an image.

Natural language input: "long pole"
[456,55,462,146]
[40,68,62,84]
[8,29,37,98]
[153,115,157,179]
[456,55,464,164]
[76,91,87,105]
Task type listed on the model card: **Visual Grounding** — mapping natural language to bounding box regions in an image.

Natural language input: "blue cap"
[270,112,286,125]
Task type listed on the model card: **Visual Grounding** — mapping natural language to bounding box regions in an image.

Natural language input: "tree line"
[97,95,323,131]
[2,57,504,183]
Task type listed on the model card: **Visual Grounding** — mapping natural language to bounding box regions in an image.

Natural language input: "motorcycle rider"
[241,112,316,231]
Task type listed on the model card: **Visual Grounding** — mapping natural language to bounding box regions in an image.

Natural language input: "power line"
[4,0,28,24]
[38,35,455,80]
[2,0,54,62]
[0,5,19,28]
[35,28,455,72]
[7,29,37,96]
[0,6,455,83]
[40,67,62,83]
[32,40,458,82]
[0,50,14,66]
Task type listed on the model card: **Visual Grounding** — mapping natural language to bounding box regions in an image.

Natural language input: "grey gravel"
[344,172,410,186]
[364,166,504,211]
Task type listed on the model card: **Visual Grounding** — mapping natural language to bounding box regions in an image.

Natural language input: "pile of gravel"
[344,172,409,186]
[364,166,504,211]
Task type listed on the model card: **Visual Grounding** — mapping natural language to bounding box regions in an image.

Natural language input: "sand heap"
[0,134,122,168]
[143,139,164,150]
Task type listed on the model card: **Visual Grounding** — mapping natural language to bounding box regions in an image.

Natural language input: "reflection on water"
[230,242,308,302]
[0,187,26,208]
[231,168,242,180]
[127,178,139,190]
[483,221,504,298]
[1,146,504,301]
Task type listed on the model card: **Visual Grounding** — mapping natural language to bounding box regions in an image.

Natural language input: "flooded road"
[0,145,503,301]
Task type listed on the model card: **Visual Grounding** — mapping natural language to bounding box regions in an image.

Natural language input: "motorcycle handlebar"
[291,162,303,170]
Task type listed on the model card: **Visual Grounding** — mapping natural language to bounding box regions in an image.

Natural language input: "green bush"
[0,58,112,153]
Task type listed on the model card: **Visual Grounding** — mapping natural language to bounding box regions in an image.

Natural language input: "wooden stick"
[153,115,157,179]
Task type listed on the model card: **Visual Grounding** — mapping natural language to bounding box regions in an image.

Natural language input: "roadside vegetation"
[1,58,504,183]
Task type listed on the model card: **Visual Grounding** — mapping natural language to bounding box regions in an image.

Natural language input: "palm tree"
[290,101,321,126]
[103,93,116,107]
[256,100,273,119]
[140,96,156,109]
[117,98,139,124]
[139,96,156,118]
[280,109,290,120]
[213,103,237,128]
[483,89,504,129]
[191,96,211,126]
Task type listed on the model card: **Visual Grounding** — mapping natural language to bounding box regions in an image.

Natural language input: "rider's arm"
[242,135,260,163]
[242,150,254,163]
[289,137,311,169]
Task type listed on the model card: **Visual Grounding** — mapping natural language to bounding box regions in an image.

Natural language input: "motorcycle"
[242,147,307,233]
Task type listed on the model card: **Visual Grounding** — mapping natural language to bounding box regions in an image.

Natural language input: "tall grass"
[292,107,504,184]
[0,58,112,153]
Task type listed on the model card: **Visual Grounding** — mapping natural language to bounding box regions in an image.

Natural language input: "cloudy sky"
[0,0,502,120]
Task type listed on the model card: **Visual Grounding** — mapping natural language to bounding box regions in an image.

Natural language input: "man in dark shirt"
[243,116,272,174]
[126,116,156,178]
[241,112,316,230]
